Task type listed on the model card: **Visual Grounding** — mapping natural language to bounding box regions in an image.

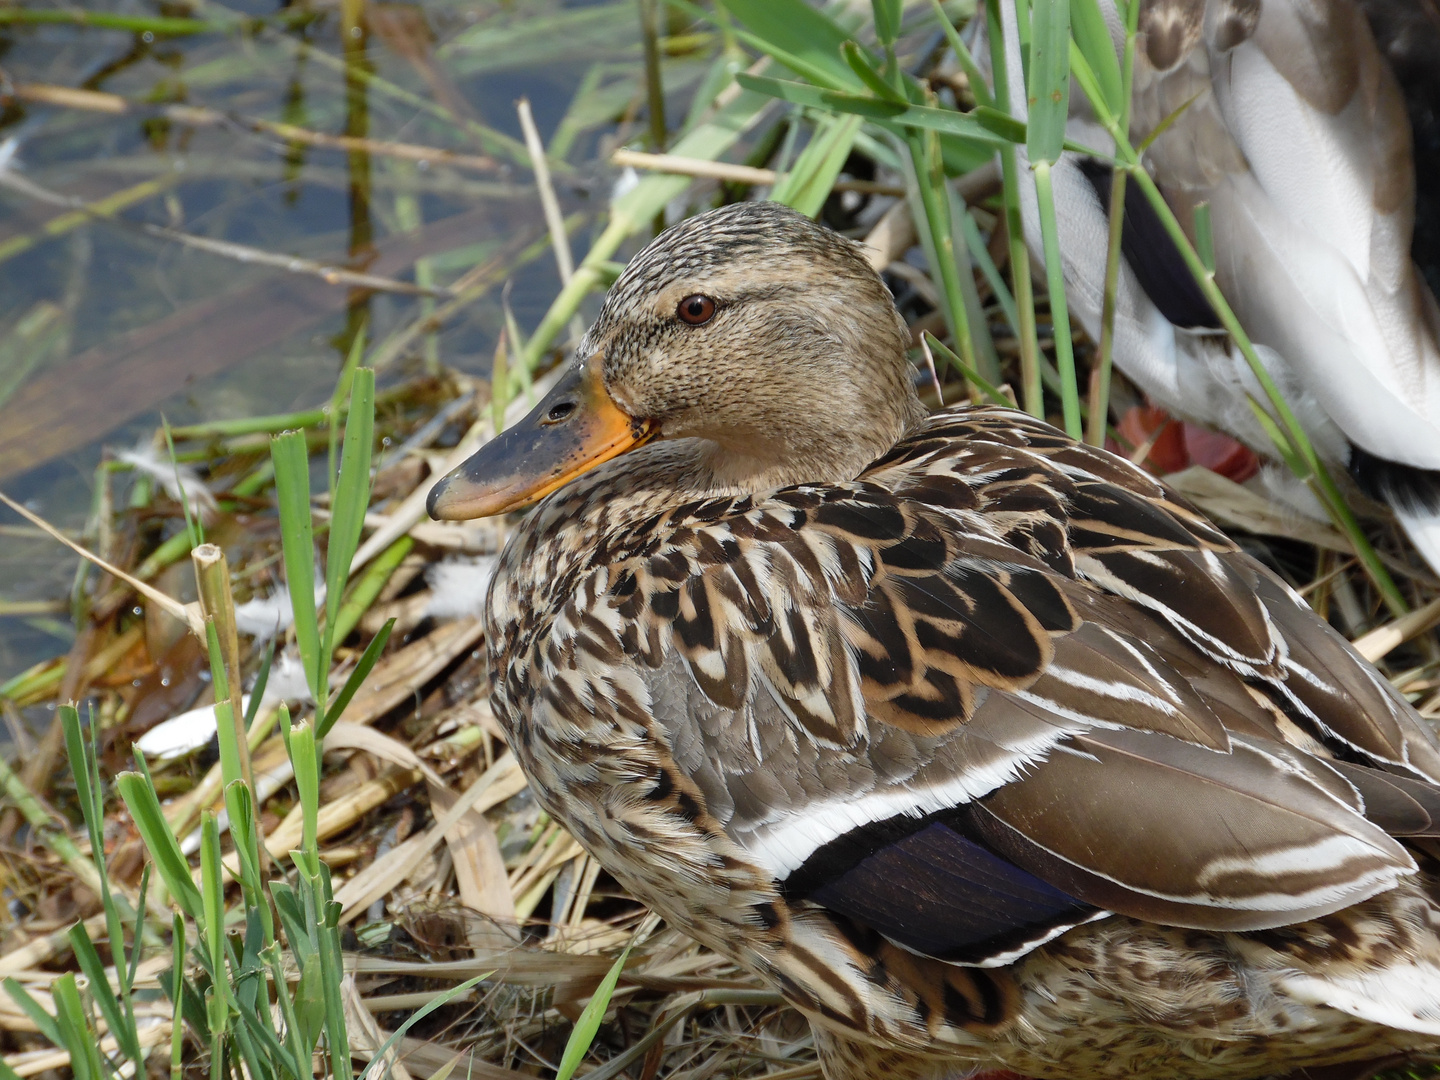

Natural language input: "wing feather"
[558,407,1440,965]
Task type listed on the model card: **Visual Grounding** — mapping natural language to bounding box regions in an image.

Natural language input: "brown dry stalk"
[8,83,500,173]
[1352,596,1440,663]
[610,148,905,197]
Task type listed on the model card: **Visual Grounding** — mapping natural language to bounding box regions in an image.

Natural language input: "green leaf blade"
[719,0,861,89]
[772,113,864,218]
[116,771,203,920]
[324,367,376,651]
[1026,0,1072,163]
[317,618,394,739]
[871,0,902,45]
[1070,0,1122,116]
[270,429,323,705]
[4,978,62,1047]
[555,949,631,1080]
[68,923,140,1064]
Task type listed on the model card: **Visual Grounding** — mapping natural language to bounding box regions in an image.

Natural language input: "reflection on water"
[0,0,685,679]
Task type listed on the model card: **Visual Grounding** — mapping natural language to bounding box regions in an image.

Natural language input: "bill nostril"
[547,401,577,422]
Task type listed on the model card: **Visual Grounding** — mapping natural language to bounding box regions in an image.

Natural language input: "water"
[0,0,664,682]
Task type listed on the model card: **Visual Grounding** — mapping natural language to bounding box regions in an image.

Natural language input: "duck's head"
[427,201,923,520]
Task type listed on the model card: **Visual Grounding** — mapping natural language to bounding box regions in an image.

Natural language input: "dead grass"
[0,3,1437,1078]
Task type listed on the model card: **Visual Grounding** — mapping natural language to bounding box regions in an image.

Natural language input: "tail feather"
[1394,506,1440,579]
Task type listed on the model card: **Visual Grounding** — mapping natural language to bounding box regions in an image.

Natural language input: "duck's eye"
[676,295,716,326]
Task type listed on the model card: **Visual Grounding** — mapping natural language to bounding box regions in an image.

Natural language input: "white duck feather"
[987,0,1440,571]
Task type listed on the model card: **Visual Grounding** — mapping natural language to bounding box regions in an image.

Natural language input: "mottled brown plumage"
[428,202,1440,1079]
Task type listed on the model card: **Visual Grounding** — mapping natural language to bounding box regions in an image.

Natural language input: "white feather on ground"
[422,555,498,621]
[233,582,326,641]
[113,442,217,521]
[134,650,314,761]
[259,649,315,704]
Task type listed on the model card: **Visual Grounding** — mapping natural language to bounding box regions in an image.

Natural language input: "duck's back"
[988,0,1440,573]
[1358,0,1440,297]
[483,406,1440,1079]
[1132,0,1440,466]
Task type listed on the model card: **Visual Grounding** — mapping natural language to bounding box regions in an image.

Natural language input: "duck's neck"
[664,388,928,497]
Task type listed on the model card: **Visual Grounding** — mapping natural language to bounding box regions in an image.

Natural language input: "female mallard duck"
[428,202,1440,1080]
[993,0,1440,572]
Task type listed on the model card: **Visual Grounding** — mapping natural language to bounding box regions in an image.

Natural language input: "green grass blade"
[169,915,185,1080]
[736,74,1009,148]
[948,187,1002,381]
[83,707,135,998]
[959,204,1020,337]
[1032,160,1083,437]
[270,430,323,704]
[4,979,63,1046]
[841,41,907,103]
[270,881,317,964]
[159,940,208,1049]
[317,618,394,739]
[1088,166,1127,445]
[356,977,488,1080]
[231,985,299,1080]
[162,417,203,551]
[736,73,905,118]
[1067,37,1116,129]
[1135,90,1202,154]
[323,367,376,653]
[501,292,532,407]
[59,706,103,860]
[555,949,632,1080]
[329,536,413,649]
[489,329,511,435]
[926,0,992,108]
[901,127,993,388]
[68,922,140,1064]
[1085,0,1138,447]
[315,885,351,1080]
[49,975,101,1080]
[0,9,212,33]
[199,813,229,1038]
[246,639,275,731]
[1026,0,1072,164]
[1193,201,1215,273]
[772,113,864,217]
[986,0,1044,416]
[710,0,860,89]
[924,333,1013,406]
[223,782,265,913]
[265,942,312,1074]
[116,771,203,920]
[227,1013,274,1080]
[668,0,850,90]
[329,320,368,499]
[204,622,247,798]
[871,0,902,44]
[286,719,321,863]
[702,0,996,174]
[1245,397,1306,475]
[127,863,150,990]
[1070,0,1121,116]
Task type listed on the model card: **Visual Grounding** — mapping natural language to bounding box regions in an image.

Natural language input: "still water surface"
[0,0,675,680]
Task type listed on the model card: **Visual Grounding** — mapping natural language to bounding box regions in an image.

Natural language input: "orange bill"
[427,358,656,520]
